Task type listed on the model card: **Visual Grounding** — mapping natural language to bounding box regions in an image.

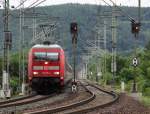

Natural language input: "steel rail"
[0,78,72,109]
[65,81,119,114]
[0,94,36,105]
[0,94,53,108]
[24,80,119,114]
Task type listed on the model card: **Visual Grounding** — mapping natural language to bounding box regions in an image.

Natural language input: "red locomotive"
[28,43,72,92]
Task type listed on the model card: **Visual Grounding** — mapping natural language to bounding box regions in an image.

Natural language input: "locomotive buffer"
[70,22,78,92]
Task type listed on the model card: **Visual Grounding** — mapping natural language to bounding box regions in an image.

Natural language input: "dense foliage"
[0,4,150,56]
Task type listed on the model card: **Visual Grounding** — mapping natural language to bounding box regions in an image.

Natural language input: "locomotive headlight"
[45,61,48,65]
[54,72,59,75]
[33,72,38,75]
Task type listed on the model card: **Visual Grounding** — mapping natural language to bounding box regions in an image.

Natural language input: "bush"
[125,81,132,92]
[10,76,20,94]
[143,87,150,96]
[141,96,150,107]
[136,76,146,92]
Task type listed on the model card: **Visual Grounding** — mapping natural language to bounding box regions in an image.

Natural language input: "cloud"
[8,0,150,8]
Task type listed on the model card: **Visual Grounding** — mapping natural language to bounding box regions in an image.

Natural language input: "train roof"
[32,44,62,49]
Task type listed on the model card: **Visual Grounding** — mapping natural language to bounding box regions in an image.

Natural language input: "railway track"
[0,94,36,106]
[0,94,53,108]
[23,80,119,114]
[0,79,74,114]
[0,78,72,108]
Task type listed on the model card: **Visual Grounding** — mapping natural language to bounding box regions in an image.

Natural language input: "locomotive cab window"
[34,52,46,61]
[47,52,59,61]
[34,52,59,61]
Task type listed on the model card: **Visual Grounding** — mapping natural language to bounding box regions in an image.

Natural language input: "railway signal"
[70,22,78,44]
[132,57,138,67]
[130,12,141,93]
[70,22,78,34]
[131,20,140,35]
[70,22,78,92]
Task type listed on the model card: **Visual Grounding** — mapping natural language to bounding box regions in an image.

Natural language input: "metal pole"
[132,34,137,93]
[73,33,77,81]
[96,63,98,82]
[33,10,36,41]
[19,0,22,91]
[104,20,107,77]
[131,0,141,93]
[86,63,89,79]
[22,9,25,85]
[85,62,88,79]
[1,0,11,98]
[3,0,8,74]
[138,0,141,23]
[22,0,25,95]
[71,34,77,92]
[111,4,117,85]
[97,29,100,82]
[70,22,78,92]
[73,36,76,82]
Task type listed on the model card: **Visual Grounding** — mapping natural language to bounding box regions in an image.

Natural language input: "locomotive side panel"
[59,48,65,86]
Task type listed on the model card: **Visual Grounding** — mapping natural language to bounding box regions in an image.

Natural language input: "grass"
[141,96,150,107]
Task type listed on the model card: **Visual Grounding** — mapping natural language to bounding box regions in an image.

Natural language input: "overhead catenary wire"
[27,0,47,9]
[100,0,134,21]
[26,0,42,8]
[14,0,137,24]
[109,0,135,21]
[1,0,28,19]
[15,0,47,15]
[14,0,28,9]
[14,0,48,20]
[1,0,47,24]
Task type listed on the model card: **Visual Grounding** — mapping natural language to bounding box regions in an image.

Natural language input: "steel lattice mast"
[1,0,11,98]
[111,3,117,85]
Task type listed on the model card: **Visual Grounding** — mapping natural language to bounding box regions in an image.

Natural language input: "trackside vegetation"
[87,42,150,106]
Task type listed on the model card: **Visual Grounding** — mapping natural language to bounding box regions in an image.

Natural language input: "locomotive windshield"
[34,52,59,61]
[47,53,59,61]
[34,52,46,60]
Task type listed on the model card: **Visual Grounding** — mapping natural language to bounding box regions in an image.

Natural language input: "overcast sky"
[7,0,150,8]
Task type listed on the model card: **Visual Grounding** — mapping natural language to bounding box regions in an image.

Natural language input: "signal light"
[70,22,78,44]
[131,20,140,34]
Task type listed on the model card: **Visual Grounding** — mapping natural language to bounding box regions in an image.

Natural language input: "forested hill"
[0,4,150,55]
